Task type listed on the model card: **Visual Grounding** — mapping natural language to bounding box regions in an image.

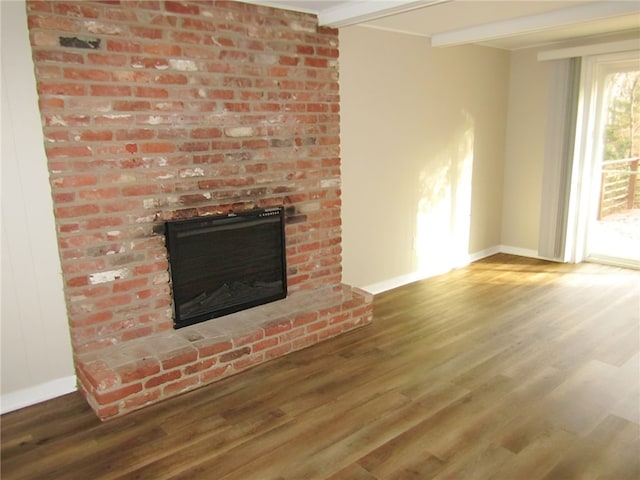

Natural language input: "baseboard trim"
[468,245,502,262]
[361,272,424,295]
[498,245,541,259]
[362,246,507,295]
[586,253,640,270]
[1,376,77,415]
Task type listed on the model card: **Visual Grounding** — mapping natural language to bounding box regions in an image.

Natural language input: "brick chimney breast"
[27,0,372,419]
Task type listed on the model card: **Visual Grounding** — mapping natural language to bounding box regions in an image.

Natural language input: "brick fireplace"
[26,0,372,420]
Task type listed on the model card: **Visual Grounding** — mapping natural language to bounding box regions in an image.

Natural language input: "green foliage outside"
[601,71,640,214]
[604,71,639,161]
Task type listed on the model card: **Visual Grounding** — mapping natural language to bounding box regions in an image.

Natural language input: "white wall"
[340,26,509,292]
[1,0,76,413]
[501,48,550,255]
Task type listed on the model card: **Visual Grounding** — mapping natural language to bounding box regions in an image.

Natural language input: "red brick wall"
[27,0,343,354]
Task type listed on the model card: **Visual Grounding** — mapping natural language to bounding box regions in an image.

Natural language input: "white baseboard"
[361,272,425,295]
[468,245,502,262]
[362,245,509,295]
[586,253,640,270]
[498,245,541,259]
[1,376,77,415]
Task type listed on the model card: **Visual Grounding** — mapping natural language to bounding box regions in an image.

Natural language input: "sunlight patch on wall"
[415,111,475,277]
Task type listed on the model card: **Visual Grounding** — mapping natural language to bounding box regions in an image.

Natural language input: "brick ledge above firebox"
[75,284,373,420]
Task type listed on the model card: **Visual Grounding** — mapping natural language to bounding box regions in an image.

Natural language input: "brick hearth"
[77,285,371,419]
[27,0,373,420]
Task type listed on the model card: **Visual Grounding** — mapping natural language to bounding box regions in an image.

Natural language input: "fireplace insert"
[165,207,287,329]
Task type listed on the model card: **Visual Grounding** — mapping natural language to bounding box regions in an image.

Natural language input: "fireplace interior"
[166,207,287,329]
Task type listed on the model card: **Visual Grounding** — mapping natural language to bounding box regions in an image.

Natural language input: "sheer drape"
[538,57,581,261]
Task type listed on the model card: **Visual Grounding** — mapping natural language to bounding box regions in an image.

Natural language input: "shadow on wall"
[415,110,475,277]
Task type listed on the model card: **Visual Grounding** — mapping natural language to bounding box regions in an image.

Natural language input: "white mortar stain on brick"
[225,126,254,137]
[256,54,277,64]
[84,20,121,34]
[169,59,198,71]
[320,178,341,188]
[289,21,315,32]
[152,273,169,285]
[142,199,157,209]
[109,173,136,184]
[102,114,131,120]
[135,213,159,223]
[49,115,67,126]
[89,268,129,285]
[298,202,321,213]
[179,167,205,178]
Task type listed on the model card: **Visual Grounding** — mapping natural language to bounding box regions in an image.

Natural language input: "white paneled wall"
[1,1,75,413]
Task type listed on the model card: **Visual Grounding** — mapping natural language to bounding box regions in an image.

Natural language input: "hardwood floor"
[2,254,639,479]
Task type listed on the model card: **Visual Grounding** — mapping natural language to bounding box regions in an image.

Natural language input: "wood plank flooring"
[2,254,639,479]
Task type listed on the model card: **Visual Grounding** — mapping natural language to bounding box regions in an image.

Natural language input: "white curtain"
[537,57,581,261]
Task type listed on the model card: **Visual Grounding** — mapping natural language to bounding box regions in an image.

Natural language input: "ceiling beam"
[238,0,449,25]
[538,38,640,61]
[238,0,318,15]
[318,0,449,28]
[431,1,640,47]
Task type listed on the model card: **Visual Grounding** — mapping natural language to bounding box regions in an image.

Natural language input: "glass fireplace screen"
[165,207,287,329]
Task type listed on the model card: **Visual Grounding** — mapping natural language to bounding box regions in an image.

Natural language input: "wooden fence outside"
[598,157,640,219]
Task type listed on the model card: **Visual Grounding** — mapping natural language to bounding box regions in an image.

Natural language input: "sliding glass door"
[570,51,640,268]
[587,66,639,266]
